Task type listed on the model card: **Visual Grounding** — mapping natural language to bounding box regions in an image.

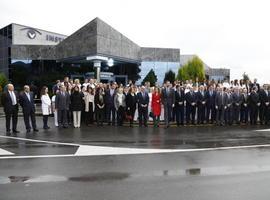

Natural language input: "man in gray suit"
[161,81,175,128]
[55,85,70,128]
[215,87,228,126]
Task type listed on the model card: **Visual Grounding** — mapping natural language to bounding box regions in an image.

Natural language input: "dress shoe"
[6,131,11,136]
[26,129,31,133]
[33,129,39,132]
[13,130,20,134]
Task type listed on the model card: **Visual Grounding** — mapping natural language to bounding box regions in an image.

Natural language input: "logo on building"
[20,27,42,39]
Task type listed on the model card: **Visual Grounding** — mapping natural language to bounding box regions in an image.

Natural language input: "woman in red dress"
[151,87,162,127]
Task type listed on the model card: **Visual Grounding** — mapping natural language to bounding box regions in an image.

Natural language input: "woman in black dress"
[126,87,137,127]
[94,87,105,126]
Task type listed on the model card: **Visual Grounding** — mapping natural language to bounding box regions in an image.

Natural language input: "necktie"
[26,93,30,101]
[221,93,224,105]
[11,92,16,105]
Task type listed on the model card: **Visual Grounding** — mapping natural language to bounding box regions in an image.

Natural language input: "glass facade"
[9,59,93,89]
[0,24,12,78]
[139,61,180,85]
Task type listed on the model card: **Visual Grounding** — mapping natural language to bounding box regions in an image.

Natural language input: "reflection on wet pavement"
[3,164,270,184]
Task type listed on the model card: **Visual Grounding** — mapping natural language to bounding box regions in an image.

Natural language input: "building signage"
[46,34,64,43]
[19,26,65,44]
[20,27,42,39]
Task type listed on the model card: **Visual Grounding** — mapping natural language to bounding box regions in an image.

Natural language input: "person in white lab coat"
[41,86,52,129]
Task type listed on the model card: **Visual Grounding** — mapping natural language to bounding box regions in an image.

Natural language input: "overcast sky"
[1,0,270,83]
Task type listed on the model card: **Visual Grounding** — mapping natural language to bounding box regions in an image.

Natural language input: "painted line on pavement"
[0,135,80,147]
[0,148,14,155]
[255,129,270,132]
[1,135,270,159]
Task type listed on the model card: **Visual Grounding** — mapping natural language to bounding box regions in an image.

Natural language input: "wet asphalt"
[1,117,270,200]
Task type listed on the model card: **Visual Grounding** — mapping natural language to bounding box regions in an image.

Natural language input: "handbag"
[125,109,133,120]
[149,111,154,119]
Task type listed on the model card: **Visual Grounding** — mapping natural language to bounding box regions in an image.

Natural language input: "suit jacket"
[185,91,197,107]
[70,91,84,111]
[241,93,249,106]
[1,91,19,114]
[205,90,216,107]
[161,88,175,106]
[215,92,228,108]
[232,92,243,106]
[249,91,260,107]
[55,92,70,110]
[226,93,233,108]
[259,89,269,105]
[19,92,35,113]
[95,93,105,108]
[105,89,116,107]
[175,90,185,107]
[196,91,207,107]
[126,93,137,110]
[137,92,149,108]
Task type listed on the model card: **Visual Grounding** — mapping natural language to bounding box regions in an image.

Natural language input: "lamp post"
[86,56,114,83]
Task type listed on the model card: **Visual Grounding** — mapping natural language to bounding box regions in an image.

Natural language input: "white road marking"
[0,135,79,147]
[255,129,270,132]
[1,135,270,159]
[0,148,14,156]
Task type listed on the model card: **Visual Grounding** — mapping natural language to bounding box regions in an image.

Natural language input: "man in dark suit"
[232,87,242,124]
[249,87,260,125]
[205,85,216,124]
[19,85,38,133]
[55,85,70,128]
[215,87,228,126]
[137,86,149,127]
[105,83,117,126]
[196,85,207,124]
[259,84,270,125]
[175,85,185,126]
[1,84,20,135]
[225,88,233,125]
[185,86,197,125]
[161,81,175,128]
[240,88,249,124]
[267,86,270,124]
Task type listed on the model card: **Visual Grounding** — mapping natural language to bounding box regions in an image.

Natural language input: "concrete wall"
[55,19,98,60]
[11,45,56,60]
[96,19,141,61]
[140,47,180,62]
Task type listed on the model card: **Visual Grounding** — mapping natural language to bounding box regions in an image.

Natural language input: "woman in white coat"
[41,86,52,129]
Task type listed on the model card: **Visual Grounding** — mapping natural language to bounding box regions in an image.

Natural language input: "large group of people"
[1,76,270,135]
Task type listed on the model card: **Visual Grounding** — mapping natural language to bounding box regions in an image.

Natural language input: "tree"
[242,72,250,82]
[163,70,176,84]
[0,73,8,92]
[176,56,205,81]
[141,69,157,86]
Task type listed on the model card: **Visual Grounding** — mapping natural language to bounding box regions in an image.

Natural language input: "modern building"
[0,17,229,87]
